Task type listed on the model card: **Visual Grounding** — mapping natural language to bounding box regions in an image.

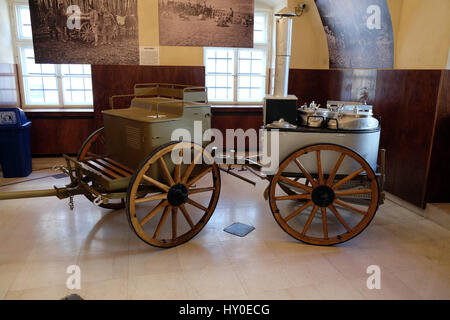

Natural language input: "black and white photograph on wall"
[159,0,254,47]
[28,0,139,65]
[316,0,394,68]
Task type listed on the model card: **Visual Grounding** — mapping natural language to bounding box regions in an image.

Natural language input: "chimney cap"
[275,7,296,17]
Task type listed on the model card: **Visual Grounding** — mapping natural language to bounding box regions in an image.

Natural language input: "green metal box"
[102,84,211,171]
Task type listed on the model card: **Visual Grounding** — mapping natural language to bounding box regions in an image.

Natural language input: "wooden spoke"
[153,206,171,239]
[186,198,208,212]
[189,187,216,195]
[327,153,346,186]
[142,174,170,192]
[159,157,175,186]
[180,204,195,229]
[332,168,365,190]
[174,149,183,183]
[135,193,168,204]
[334,199,368,216]
[275,194,311,201]
[335,189,373,197]
[294,159,318,187]
[172,207,178,240]
[322,208,328,240]
[86,151,102,159]
[181,150,203,184]
[140,200,169,227]
[279,176,313,193]
[317,151,324,185]
[285,201,314,222]
[301,206,319,236]
[186,167,213,187]
[329,205,352,233]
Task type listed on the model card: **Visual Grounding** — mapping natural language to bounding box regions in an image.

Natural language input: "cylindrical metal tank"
[261,128,381,175]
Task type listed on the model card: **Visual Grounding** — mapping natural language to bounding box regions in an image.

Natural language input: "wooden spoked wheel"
[126,142,221,248]
[79,22,94,43]
[78,127,125,210]
[269,144,379,246]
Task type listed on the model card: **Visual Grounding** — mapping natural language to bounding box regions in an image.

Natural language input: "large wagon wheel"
[269,144,379,246]
[78,127,125,210]
[126,141,221,248]
[79,22,94,43]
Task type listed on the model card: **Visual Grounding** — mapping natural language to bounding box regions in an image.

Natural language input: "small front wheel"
[126,141,221,248]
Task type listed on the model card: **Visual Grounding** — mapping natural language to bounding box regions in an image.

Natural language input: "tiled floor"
[0,159,449,300]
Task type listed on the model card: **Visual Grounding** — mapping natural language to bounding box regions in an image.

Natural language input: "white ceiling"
[255,0,287,10]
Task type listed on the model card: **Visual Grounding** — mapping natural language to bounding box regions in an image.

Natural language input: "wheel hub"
[167,184,188,207]
[311,185,335,208]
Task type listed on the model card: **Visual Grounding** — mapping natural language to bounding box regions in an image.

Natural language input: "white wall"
[0,0,15,64]
[395,0,450,69]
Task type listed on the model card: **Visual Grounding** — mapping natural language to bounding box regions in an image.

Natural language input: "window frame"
[8,0,94,110]
[204,9,272,105]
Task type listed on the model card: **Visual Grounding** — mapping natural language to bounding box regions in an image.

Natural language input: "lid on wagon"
[267,118,297,129]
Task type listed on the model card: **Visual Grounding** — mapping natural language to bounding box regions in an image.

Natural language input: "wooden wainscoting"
[427,70,450,203]
[25,111,94,155]
[374,70,442,208]
[211,106,263,151]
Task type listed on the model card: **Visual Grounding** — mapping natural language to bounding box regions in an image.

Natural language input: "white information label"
[140,46,160,66]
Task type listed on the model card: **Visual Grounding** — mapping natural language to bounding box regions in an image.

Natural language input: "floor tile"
[0,158,449,300]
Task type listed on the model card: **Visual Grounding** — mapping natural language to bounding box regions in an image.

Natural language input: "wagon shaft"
[0,186,83,201]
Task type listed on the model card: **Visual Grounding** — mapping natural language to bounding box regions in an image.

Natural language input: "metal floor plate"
[52,174,68,179]
[223,222,255,237]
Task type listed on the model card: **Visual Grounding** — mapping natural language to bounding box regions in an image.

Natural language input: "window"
[10,2,93,109]
[20,47,59,105]
[61,65,93,105]
[15,5,32,39]
[205,11,271,104]
[237,49,266,102]
[205,49,235,101]
[253,14,267,44]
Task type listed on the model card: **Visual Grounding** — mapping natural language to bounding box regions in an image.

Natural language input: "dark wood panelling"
[25,112,94,155]
[374,70,442,208]
[289,68,444,208]
[211,106,263,151]
[288,69,377,107]
[91,65,205,128]
[427,70,450,203]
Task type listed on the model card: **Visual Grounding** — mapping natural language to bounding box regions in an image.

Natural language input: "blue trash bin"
[0,108,32,178]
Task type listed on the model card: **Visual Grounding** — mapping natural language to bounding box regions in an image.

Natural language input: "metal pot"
[298,106,315,126]
[298,106,328,128]
[327,105,379,130]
